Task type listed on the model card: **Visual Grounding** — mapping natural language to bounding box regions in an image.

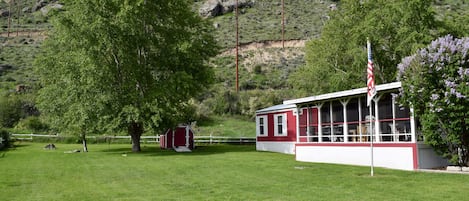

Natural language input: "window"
[321,105,331,123]
[256,115,268,136]
[332,101,343,122]
[346,98,360,142]
[378,94,394,142]
[274,114,287,136]
[378,94,393,120]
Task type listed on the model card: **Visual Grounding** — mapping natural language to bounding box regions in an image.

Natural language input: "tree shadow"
[99,144,256,157]
[1,143,31,157]
[11,144,31,149]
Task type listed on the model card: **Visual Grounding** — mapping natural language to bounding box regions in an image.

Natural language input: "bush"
[29,135,80,144]
[0,129,11,150]
[397,35,469,166]
[15,116,50,133]
[0,96,23,128]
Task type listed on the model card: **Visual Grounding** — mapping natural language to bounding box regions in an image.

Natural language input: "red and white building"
[256,82,448,170]
[160,125,194,152]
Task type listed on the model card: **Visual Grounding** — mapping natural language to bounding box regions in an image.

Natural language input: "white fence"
[10,134,256,144]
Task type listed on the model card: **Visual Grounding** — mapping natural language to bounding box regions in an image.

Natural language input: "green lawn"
[197,115,256,137]
[1,143,468,201]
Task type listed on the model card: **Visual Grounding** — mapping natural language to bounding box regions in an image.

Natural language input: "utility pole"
[16,0,21,37]
[282,0,285,49]
[235,0,239,92]
[6,0,12,38]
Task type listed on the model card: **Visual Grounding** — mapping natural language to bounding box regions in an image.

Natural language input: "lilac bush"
[397,35,469,166]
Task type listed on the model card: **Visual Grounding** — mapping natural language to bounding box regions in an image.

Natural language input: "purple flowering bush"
[397,35,469,166]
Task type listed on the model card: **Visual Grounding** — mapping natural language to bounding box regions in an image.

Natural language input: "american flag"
[367,40,376,107]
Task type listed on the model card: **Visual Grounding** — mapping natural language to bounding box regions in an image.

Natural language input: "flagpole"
[370,102,374,176]
[367,38,375,177]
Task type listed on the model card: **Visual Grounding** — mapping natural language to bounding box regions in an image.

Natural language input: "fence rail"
[10,134,256,144]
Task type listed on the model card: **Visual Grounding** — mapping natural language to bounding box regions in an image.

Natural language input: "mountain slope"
[1,0,468,117]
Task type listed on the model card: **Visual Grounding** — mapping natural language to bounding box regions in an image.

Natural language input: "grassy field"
[1,143,469,201]
[197,115,256,137]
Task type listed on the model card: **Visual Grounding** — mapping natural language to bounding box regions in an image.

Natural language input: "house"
[160,125,194,152]
[256,82,448,170]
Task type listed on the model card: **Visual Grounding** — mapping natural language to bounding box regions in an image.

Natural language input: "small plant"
[253,65,263,74]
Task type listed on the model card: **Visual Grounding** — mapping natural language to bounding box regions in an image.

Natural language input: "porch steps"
[174,146,192,152]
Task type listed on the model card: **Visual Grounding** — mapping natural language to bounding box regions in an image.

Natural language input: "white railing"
[10,134,256,144]
[195,135,256,144]
[11,133,57,141]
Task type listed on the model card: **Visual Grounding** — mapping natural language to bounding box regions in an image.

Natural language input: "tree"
[289,0,440,95]
[35,0,218,152]
[397,35,469,166]
[0,95,23,128]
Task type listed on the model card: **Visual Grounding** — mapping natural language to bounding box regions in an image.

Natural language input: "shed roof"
[256,104,296,114]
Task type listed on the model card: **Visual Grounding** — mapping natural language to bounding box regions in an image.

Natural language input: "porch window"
[274,114,287,136]
[256,115,268,136]
[320,104,331,141]
[378,93,394,141]
[331,101,344,142]
[346,99,360,142]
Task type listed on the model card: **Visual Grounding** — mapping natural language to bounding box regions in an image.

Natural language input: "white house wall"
[295,143,417,170]
[256,141,295,154]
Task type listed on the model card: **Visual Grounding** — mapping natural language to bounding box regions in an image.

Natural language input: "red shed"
[160,125,194,152]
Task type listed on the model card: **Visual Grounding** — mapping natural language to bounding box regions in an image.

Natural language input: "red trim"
[412,143,418,169]
[380,117,411,121]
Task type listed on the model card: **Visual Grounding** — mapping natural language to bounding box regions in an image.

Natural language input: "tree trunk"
[81,133,88,152]
[129,121,143,152]
[82,138,88,152]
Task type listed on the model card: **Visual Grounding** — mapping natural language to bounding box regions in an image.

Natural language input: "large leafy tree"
[35,0,218,152]
[289,0,440,95]
[397,35,469,166]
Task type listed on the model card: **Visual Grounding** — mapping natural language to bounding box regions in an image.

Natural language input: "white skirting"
[295,144,416,170]
[256,141,296,154]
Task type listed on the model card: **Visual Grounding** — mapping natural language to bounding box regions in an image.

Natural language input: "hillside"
[0,0,335,93]
[3,0,467,94]
[1,0,468,125]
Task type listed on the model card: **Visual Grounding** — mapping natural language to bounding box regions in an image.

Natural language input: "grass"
[1,142,469,201]
[197,115,255,137]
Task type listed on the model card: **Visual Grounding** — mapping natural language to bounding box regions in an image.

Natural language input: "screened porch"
[296,91,418,143]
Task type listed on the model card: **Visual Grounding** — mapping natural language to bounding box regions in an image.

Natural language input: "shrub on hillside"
[15,116,50,133]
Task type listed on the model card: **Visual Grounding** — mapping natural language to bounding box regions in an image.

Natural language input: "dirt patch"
[220,39,306,56]
[0,30,47,40]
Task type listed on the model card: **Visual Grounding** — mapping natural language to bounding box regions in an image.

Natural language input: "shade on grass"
[1,143,468,201]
